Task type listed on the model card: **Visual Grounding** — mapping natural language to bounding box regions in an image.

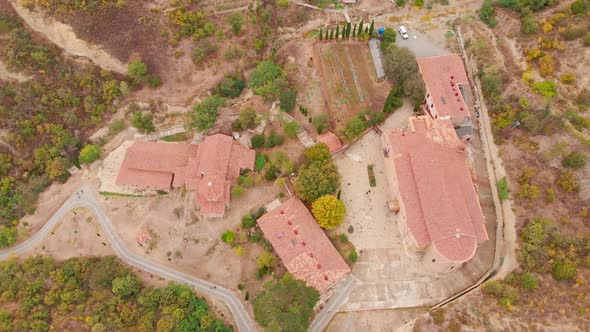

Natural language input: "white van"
[398,25,409,39]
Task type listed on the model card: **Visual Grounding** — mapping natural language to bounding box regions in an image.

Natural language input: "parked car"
[398,25,409,39]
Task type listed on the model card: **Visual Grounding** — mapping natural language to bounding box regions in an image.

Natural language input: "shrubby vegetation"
[215,73,246,98]
[0,256,231,331]
[248,61,288,101]
[0,14,130,242]
[253,273,319,332]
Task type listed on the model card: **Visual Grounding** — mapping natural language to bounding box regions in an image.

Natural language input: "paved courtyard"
[331,102,497,311]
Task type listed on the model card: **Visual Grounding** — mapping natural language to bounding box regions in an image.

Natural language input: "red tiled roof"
[117,134,255,216]
[382,116,488,262]
[257,197,351,292]
[317,131,343,153]
[417,54,470,119]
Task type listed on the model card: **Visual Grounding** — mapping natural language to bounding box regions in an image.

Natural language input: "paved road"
[309,275,358,332]
[0,186,256,332]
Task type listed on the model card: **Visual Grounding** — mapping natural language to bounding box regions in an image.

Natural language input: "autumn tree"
[235,107,259,130]
[112,274,141,298]
[46,157,70,181]
[311,194,346,229]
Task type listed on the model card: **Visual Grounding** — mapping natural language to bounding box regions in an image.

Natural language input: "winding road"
[0,186,256,332]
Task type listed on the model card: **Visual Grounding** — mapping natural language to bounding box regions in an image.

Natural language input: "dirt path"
[9,0,127,74]
[0,60,32,82]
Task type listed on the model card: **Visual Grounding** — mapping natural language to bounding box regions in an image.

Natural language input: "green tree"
[0,226,17,248]
[383,45,420,87]
[251,134,266,149]
[221,230,235,244]
[279,89,297,112]
[131,112,156,134]
[520,272,538,290]
[403,72,426,103]
[215,73,245,98]
[284,121,300,138]
[227,13,244,35]
[128,60,148,83]
[381,27,396,51]
[311,194,346,229]
[79,144,101,164]
[571,0,587,14]
[340,117,367,143]
[190,95,225,131]
[368,20,375,36]
[248,61,286,100]
[253,273,320,332]
[294,160,340,203]
[319,28,323,40]
[111,275,141,298]
[46,157,70,181]
[336,25,340,40]
[382,87,403,113]
[303,143,331,163]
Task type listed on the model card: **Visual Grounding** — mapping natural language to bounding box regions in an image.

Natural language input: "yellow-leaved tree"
[311,194,346,230]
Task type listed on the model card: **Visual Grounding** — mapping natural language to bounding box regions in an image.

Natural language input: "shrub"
[241,214,256,228]
[583,33,590,47]
[109,120,126,135]
[0,226,17,248]
[311,194,346,229]
[556,171,579,193]
[518,97,530,109]
[431,309,445,325]
[227,13,244,35]
[347,250,358,263]
[255,154,266,171]
[131,111,155,134]
[148,75,162,88]
[521,15,539,35]
[265,132,284,148]
[79,144,101,164]
[235,107,259,130]
[497,177,510,200]
[221,231,236,244]
[497,0,517,8]
[231,186,245,198]
[215,73,246,98]
[127,60,147,83]
[562,151,587,169]
[256,252,275,270]
[264,164,280,181]
[313,114,330,134]
[479,0,497,28]
[571,0,588,14]
[552,261,577,280]
[414,0,424,7]
[538,55,555,77]
[562,27,585,41]
[532,80,557,97]
[279,89,297,112]
[520,217,555,270]
[383,88,404,113]
[192,39,217,64]
[339,234,349,243]
[284,121,300,138]
[396,0,406,5]
[520,272,538,290]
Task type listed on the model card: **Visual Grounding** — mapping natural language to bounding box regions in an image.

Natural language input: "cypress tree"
[336,24,340,40]
[352,24,357,37]
[365,25,369,34]
[330,28,334,40]
[359,19,364,35]
[319,28,323,41]
[346,22,352,39]
[369,20,375,36]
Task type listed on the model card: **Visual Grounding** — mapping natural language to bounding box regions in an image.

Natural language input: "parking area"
[395,29,448,58]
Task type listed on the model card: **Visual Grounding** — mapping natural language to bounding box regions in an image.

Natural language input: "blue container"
[378,27,385,36]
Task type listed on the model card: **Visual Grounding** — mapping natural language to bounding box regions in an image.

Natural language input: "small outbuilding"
[368,39,386,81]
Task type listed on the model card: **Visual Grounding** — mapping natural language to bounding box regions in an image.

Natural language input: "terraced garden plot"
[316,42,384,125]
